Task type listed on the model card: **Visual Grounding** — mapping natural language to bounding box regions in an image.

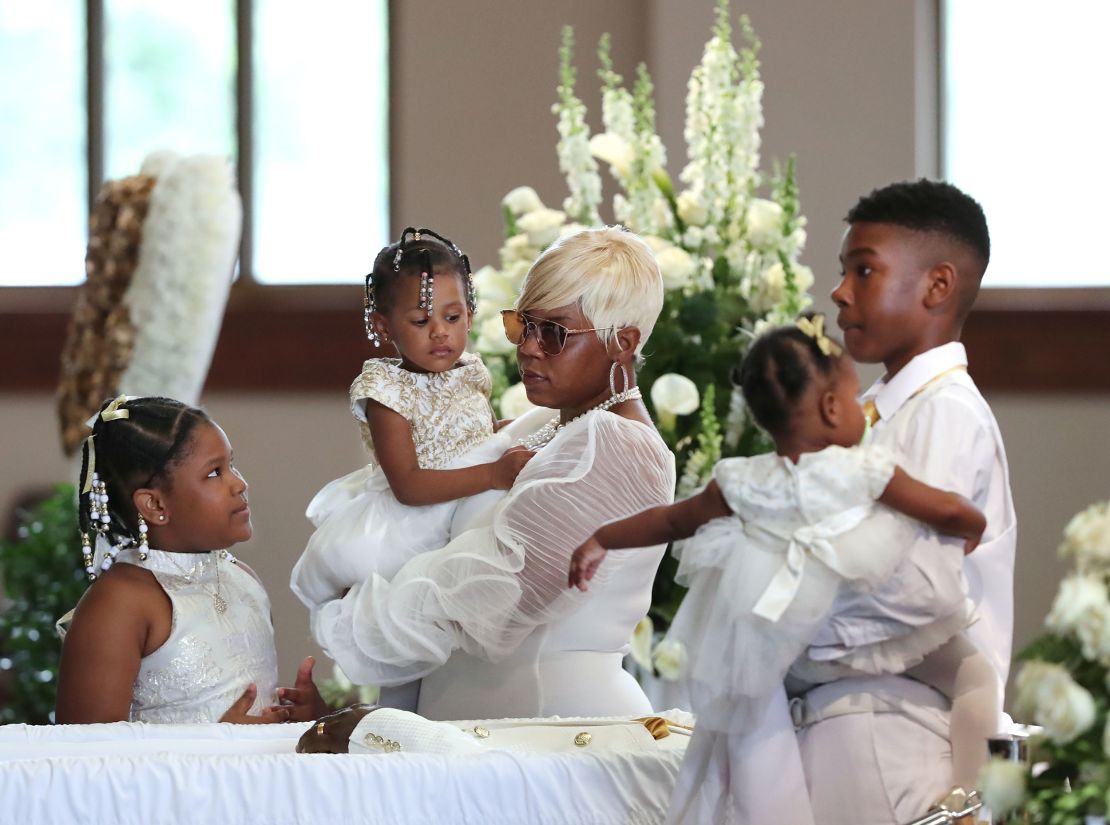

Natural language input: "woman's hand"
[274,656,330,722]
[488,446,535,490]
[219,683,291,724]
[295,704,379,754]
[568,535,608,591]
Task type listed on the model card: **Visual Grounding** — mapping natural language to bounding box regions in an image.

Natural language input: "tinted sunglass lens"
[539,322,567,354]
[501,311,525,345]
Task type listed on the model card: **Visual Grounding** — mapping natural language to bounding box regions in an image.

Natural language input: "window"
[0,0,388,287]
[942,1,1110,290]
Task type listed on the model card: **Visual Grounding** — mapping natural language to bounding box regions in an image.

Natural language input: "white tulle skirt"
[665,508,925,734]
[290,432,513,610]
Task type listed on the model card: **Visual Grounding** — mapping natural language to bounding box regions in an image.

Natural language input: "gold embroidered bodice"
[349,351,495,469]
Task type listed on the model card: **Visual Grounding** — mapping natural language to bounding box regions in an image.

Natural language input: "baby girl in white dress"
[570,315,997,823]
[291,228,532,618]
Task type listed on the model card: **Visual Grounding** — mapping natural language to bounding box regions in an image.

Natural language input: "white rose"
[629,616,654,672]
[1060,501,1110,568]
[498,380,535,419]
[517,208,566,248]
[502,186,545,216]
[676,190,708,227]
[589,132,633,178]
[1046,574,1109,631]
[746,198,784,250]
[556,223,588,241]
[978,758,1027,818]
[474,313,516,356]
[1014,661,1096,744]
[793,263,815,294]
[471,265,516,308]
[652,638,688,681]
[651,373,700,431]
[502,259,532,291]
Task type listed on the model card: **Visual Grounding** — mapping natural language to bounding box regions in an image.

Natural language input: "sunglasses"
[500,310,611,356]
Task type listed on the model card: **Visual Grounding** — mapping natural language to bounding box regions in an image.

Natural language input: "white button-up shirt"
[812,342,1017,687]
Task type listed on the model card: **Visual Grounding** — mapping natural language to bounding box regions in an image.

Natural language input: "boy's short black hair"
[846,179,990,271]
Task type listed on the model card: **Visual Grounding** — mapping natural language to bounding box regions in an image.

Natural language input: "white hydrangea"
[1059,500,1110,571]
[1014,661,1096,744]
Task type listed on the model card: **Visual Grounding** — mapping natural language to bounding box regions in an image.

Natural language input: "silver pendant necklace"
[166,550,230,615]
[519,386,643,451]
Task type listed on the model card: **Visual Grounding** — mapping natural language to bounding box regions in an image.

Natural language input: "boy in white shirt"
[795,179,1017,823]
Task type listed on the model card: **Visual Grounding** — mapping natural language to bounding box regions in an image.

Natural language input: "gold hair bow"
[795,315,842,358]
[80,395,137,493]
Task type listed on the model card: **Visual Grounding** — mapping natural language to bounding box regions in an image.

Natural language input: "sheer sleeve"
[312,412,676,686]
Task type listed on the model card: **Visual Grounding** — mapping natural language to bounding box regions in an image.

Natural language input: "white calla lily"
[630,616,654,671]
[651,373,700,431]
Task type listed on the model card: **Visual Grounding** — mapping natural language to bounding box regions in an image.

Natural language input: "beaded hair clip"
[79,396,149,580]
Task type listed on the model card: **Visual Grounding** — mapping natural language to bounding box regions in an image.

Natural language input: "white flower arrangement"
[993,498,1110,819]
[121,152,241,404]
[472,0,813,628]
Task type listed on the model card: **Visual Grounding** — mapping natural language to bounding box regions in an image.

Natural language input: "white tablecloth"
[0,716,689,825]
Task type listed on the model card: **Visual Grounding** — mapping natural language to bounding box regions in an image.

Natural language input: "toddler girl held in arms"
[290,228,532,613]
[55,396,325,724]
[569,315,997,822]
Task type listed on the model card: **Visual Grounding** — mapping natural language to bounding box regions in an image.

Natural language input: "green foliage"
[0,484,85,723]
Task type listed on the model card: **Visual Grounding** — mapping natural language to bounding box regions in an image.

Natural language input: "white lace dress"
[127,547,279,723]
[312,407,676,720]
[290,352,510,610]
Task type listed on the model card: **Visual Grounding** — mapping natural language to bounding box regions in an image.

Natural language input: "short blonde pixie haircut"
[515,226,664,357]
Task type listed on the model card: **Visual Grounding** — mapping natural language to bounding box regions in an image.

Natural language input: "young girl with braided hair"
[569,315,998,822]
[291,228,532,629]
[56,396,326,724]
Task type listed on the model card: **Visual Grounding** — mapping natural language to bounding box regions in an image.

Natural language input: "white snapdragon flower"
[499,380,535,419]
[676,189,709,227]
[652,638,688,681]
[793,263,815,294]
[1060,501,1110,570]
[517,208,566,248]
[589,132,634,180]
[651,373,700,431]
[629,616,654,672]
[499,233,537,267]
[502,186,545,217]
[978,758,1027,818]
[745,198,784,250]
[1014,661,1096,744]
[471,265,516,308]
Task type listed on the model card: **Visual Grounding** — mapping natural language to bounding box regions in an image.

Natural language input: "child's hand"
[489,446,534,490]
[274,656,330,722]
[568,536,608,592]
[219,683,291,724]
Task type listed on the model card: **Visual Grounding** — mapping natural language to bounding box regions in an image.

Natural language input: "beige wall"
[2,1,1107,691]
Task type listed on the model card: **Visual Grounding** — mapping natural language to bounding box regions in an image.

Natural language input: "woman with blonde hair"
[311,226,675,720]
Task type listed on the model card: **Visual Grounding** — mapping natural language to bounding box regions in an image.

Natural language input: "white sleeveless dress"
[127,547,279,723]
[290,352,510,610]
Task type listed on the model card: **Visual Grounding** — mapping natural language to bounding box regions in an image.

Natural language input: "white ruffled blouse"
[312,407,676,719]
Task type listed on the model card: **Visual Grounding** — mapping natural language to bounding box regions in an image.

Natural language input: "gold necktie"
[862,399,880,426]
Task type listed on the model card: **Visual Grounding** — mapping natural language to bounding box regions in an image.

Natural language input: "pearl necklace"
[518,387,643,450]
